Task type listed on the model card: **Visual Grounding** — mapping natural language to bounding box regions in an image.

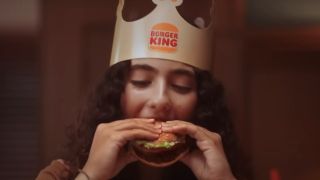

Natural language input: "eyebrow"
[130,63,195,77]
[170,68,195,78]
[130,64,157,72]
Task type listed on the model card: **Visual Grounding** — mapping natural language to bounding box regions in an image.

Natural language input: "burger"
[130,132,189,167]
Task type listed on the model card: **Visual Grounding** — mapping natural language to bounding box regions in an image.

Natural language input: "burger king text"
[149,23,179,52]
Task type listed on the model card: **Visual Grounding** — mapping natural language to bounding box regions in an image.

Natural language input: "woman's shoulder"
[35,159,74,180]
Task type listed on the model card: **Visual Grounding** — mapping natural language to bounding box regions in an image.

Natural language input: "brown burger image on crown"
[130,132,190,167]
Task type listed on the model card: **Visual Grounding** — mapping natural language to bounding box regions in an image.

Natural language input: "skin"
[121,58,197,121]
[162,121,236,180]
[76,59,235,180]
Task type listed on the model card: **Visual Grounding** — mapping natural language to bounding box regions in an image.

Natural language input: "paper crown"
[110,0,214,70]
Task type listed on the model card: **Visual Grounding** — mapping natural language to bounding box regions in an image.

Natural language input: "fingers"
[161,120,209,141]
[121,129,160,142]
[161,120,224,151]
[112,118,162,134]
[95,119,161,147]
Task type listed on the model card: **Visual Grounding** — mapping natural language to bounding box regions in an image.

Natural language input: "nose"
[148,79,172,115]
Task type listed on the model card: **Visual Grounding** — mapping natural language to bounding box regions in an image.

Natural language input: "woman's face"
[121,59,198,121]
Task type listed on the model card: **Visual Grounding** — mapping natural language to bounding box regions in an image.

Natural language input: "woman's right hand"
[77,118,161,180]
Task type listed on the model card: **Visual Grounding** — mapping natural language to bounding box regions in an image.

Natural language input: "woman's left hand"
[162,120,236,180]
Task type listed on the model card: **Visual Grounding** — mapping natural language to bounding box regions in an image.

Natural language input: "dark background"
[0,0,319,179]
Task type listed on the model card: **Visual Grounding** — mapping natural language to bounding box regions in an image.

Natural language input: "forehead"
[130,58,194,72]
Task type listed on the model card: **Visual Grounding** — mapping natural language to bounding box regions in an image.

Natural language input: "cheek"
[121,91,135,118]
[120,87,147,118]
[173,93,197,120]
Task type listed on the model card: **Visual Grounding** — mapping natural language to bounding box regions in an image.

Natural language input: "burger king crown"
[110,0,214,70]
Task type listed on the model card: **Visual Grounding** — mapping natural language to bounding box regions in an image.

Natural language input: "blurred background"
[0,0,319,179]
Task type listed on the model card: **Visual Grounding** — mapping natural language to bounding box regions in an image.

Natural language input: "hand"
[79,118,161,180]
[162,120,236,180]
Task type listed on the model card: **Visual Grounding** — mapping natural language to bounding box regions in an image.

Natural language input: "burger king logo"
[149,23,178,52]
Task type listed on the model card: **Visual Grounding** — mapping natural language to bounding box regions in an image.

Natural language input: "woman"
[37,0,244,179]
[36,58,240,180]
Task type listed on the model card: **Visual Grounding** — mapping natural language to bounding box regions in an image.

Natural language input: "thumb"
[180,150,204,170]
[124,150,138,164]
[180,153,191,166]
[115,150,138,175]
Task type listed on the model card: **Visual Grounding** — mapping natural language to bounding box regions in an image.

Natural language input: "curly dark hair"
[63,60,245,179]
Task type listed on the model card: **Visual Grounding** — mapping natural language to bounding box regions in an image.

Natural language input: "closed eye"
[130,80,151,88]
[171,84,192,94]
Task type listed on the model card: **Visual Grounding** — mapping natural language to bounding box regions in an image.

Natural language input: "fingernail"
[161,126,170,131]
[155,124,162,128]
[152,133,159,138]
[145,118,155,122]
[162,123,173,127]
